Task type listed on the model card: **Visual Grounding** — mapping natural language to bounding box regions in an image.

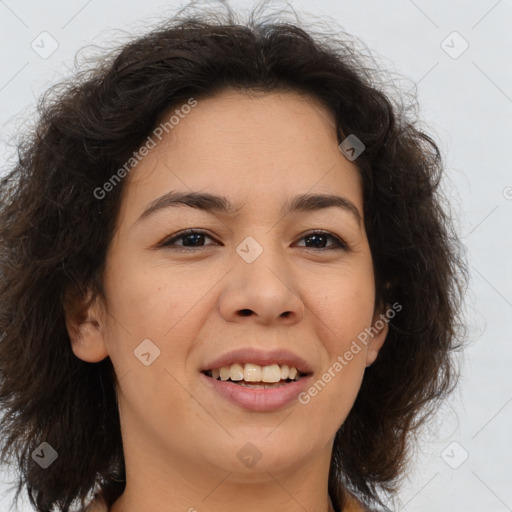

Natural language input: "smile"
[203,362,307,385]
[201,363,311,411]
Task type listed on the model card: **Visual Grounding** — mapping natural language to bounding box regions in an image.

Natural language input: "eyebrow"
[136,190,362,225]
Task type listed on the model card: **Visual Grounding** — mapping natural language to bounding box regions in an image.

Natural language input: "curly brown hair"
[0,2,468,511]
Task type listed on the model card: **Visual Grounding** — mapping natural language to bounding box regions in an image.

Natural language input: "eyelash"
[160,229,349,252]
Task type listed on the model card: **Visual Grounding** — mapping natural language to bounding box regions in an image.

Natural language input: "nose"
[218,241,305,326]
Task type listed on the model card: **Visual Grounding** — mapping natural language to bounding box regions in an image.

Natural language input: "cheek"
[304,261,374,409]
[103,258,201,331]
[101,265,204,415]
[295,346,366,445]
[101,258,219,376]
[299,311,369,431]
[310,263,376,344]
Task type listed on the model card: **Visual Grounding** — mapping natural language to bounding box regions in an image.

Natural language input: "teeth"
[229,363,244,381]
[244,363,261,382]
[261,364,281,383]
[209,363,303,383]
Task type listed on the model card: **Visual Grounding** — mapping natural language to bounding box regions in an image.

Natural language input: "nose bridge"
[236,231,291,294]
[232,202,288,262]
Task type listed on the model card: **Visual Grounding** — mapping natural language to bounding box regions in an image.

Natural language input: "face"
[69,89,387,486]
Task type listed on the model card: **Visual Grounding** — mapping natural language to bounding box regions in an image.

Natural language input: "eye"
[294,230,349,251]
[160,229,217,251]
[160,229,349,252]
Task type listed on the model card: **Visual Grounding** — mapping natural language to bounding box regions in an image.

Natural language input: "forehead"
[118,89,363,225]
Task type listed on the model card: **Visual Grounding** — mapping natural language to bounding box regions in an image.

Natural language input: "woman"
[0,2,467,511]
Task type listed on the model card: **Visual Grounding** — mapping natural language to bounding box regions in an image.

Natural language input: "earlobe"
[365,308,390,367]
[63,290,109,363]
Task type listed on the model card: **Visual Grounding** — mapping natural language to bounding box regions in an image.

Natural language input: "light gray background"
[1,0,511,511]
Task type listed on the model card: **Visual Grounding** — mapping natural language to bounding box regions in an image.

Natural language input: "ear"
[365,304,390,367]
[63,287,109,363]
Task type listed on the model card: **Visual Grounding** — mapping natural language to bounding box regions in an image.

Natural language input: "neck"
[110,430,335,512]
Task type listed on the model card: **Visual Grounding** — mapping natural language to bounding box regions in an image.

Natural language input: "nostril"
[239,309,252,316]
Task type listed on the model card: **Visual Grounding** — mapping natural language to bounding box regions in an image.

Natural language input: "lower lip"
[200,373,311,412]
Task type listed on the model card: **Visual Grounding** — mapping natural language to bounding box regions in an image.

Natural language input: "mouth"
[201,363,310,389]
[200,348,314,411]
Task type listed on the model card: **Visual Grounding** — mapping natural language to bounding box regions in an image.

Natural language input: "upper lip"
[201,347,313,374]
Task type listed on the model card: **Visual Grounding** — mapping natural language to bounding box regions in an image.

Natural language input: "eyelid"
[159,228,350,251]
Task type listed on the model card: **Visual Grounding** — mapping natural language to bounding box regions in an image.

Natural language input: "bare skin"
[66,89,388,512]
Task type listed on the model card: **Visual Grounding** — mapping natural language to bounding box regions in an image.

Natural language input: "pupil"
[183,233,204,246]
[306,234,326,248]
